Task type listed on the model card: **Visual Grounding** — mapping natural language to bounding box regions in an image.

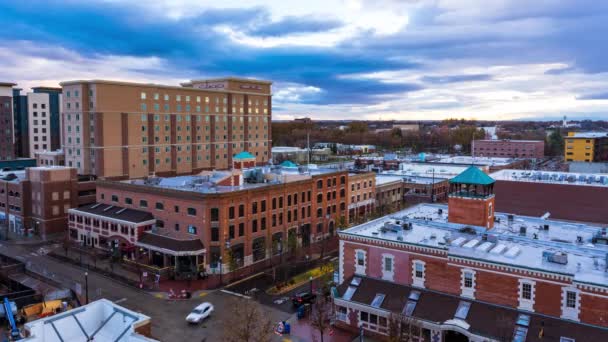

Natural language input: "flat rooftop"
[436,156,516,166]
[389,163,487,179]
[475,139,543,143]
[123,166,342,194]
[569,132,608,139]
[23,298,156,342]
[376,174,446,185]
[340,203,608,288]
[491,169,608,187]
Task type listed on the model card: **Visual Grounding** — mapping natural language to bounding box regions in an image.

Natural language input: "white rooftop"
[569,132,608,139]
[341,204,608,288]
[491,169,608,187]
[436,156,516,166]
[393,163,488,179]
[125,166,342,194]
[375,175,404,186]
[23,299,157,342]
[272,146,307,153]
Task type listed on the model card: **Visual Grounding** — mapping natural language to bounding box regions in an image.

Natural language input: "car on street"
[186,302,214,324]
[291,292,316,307]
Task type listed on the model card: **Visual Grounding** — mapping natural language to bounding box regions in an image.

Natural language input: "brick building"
[334,168,608,341]
[347,172,375,222]
[68,165,349,283]
[492,169,608,224]
[472,139,544,159]
[60,78,272,179]
[0,166,96,238]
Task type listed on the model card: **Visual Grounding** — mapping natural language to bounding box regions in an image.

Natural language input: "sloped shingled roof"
[74,203,154,223]
[449,165,495,185]
[337,276,608,341]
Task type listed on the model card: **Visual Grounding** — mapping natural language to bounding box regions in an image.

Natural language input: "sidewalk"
[284,317,354,342]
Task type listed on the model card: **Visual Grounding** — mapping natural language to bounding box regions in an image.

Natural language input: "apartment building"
[27,87,62,157]
[0,83,16,160]
[335,167,608,341]
[0,166,96,238]
[68,165,348,283]
[472,139,544,158]
[60,78,272,179]
[565,132,608,162]
[347,172,375,222]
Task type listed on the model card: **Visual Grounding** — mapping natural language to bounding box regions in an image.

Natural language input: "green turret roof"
[280,160,298,168]
[233,151,255,160]
[449,166,495,185]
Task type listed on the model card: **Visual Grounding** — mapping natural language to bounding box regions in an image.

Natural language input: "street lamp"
[84,272,89,304]
[309,276,313,293]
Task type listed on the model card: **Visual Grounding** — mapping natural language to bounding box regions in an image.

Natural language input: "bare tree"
[310,296,333,342]
[387,313,418,342]
[222,297,274,342]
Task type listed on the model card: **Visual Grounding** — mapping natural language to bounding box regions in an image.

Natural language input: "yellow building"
[565,132,608,162]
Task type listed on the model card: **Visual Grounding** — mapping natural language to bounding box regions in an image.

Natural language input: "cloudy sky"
[1,0,608,121]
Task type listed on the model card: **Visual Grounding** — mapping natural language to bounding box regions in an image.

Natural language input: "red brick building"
[472,139,544,159]
[335,168,608,341]
[492,169,608,224]
[69,165,350,283]
[0,166,95,238]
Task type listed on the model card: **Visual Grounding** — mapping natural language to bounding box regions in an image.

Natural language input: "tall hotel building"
[60,78,272,179]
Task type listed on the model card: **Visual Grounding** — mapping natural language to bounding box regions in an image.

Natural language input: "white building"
[27,92,52,157]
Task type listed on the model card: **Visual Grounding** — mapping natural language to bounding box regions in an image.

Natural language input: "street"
[0,241,293,342]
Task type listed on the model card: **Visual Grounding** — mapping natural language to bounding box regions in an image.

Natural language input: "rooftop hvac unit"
[508,214,514,222]
[543,251,568,265]
[519,226,527,236]
[543,224,550,231]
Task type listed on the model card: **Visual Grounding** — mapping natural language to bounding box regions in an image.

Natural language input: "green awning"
[280,160,298,168]
[233,151,255,160]
[449,165,495,185]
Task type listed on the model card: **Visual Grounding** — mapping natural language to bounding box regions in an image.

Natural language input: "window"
[155,202,164,210]
[139,200,148,208]
[454,301,471,320]
[561,288,580,321]
[211,227,219,241]
[461,269,476,299]
[210,208,219,221]
[518,279,535,311]
[412,260,426,288]
[382,254,395,281]
[371,294,385,308]
[125,197,132,205]
[187,207,197,216]
[355,249,366,275]
[111,195,118,202]
[188,225,197,234]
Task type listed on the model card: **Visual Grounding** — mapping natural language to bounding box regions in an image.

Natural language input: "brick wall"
[494,180,608,224]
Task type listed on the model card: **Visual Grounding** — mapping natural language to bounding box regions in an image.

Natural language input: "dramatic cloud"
[1,0,608,120]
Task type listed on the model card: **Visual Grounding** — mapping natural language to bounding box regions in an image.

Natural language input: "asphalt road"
[0,241,292,342]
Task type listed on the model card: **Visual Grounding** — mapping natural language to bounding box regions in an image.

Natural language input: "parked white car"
[186,302,214,324]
